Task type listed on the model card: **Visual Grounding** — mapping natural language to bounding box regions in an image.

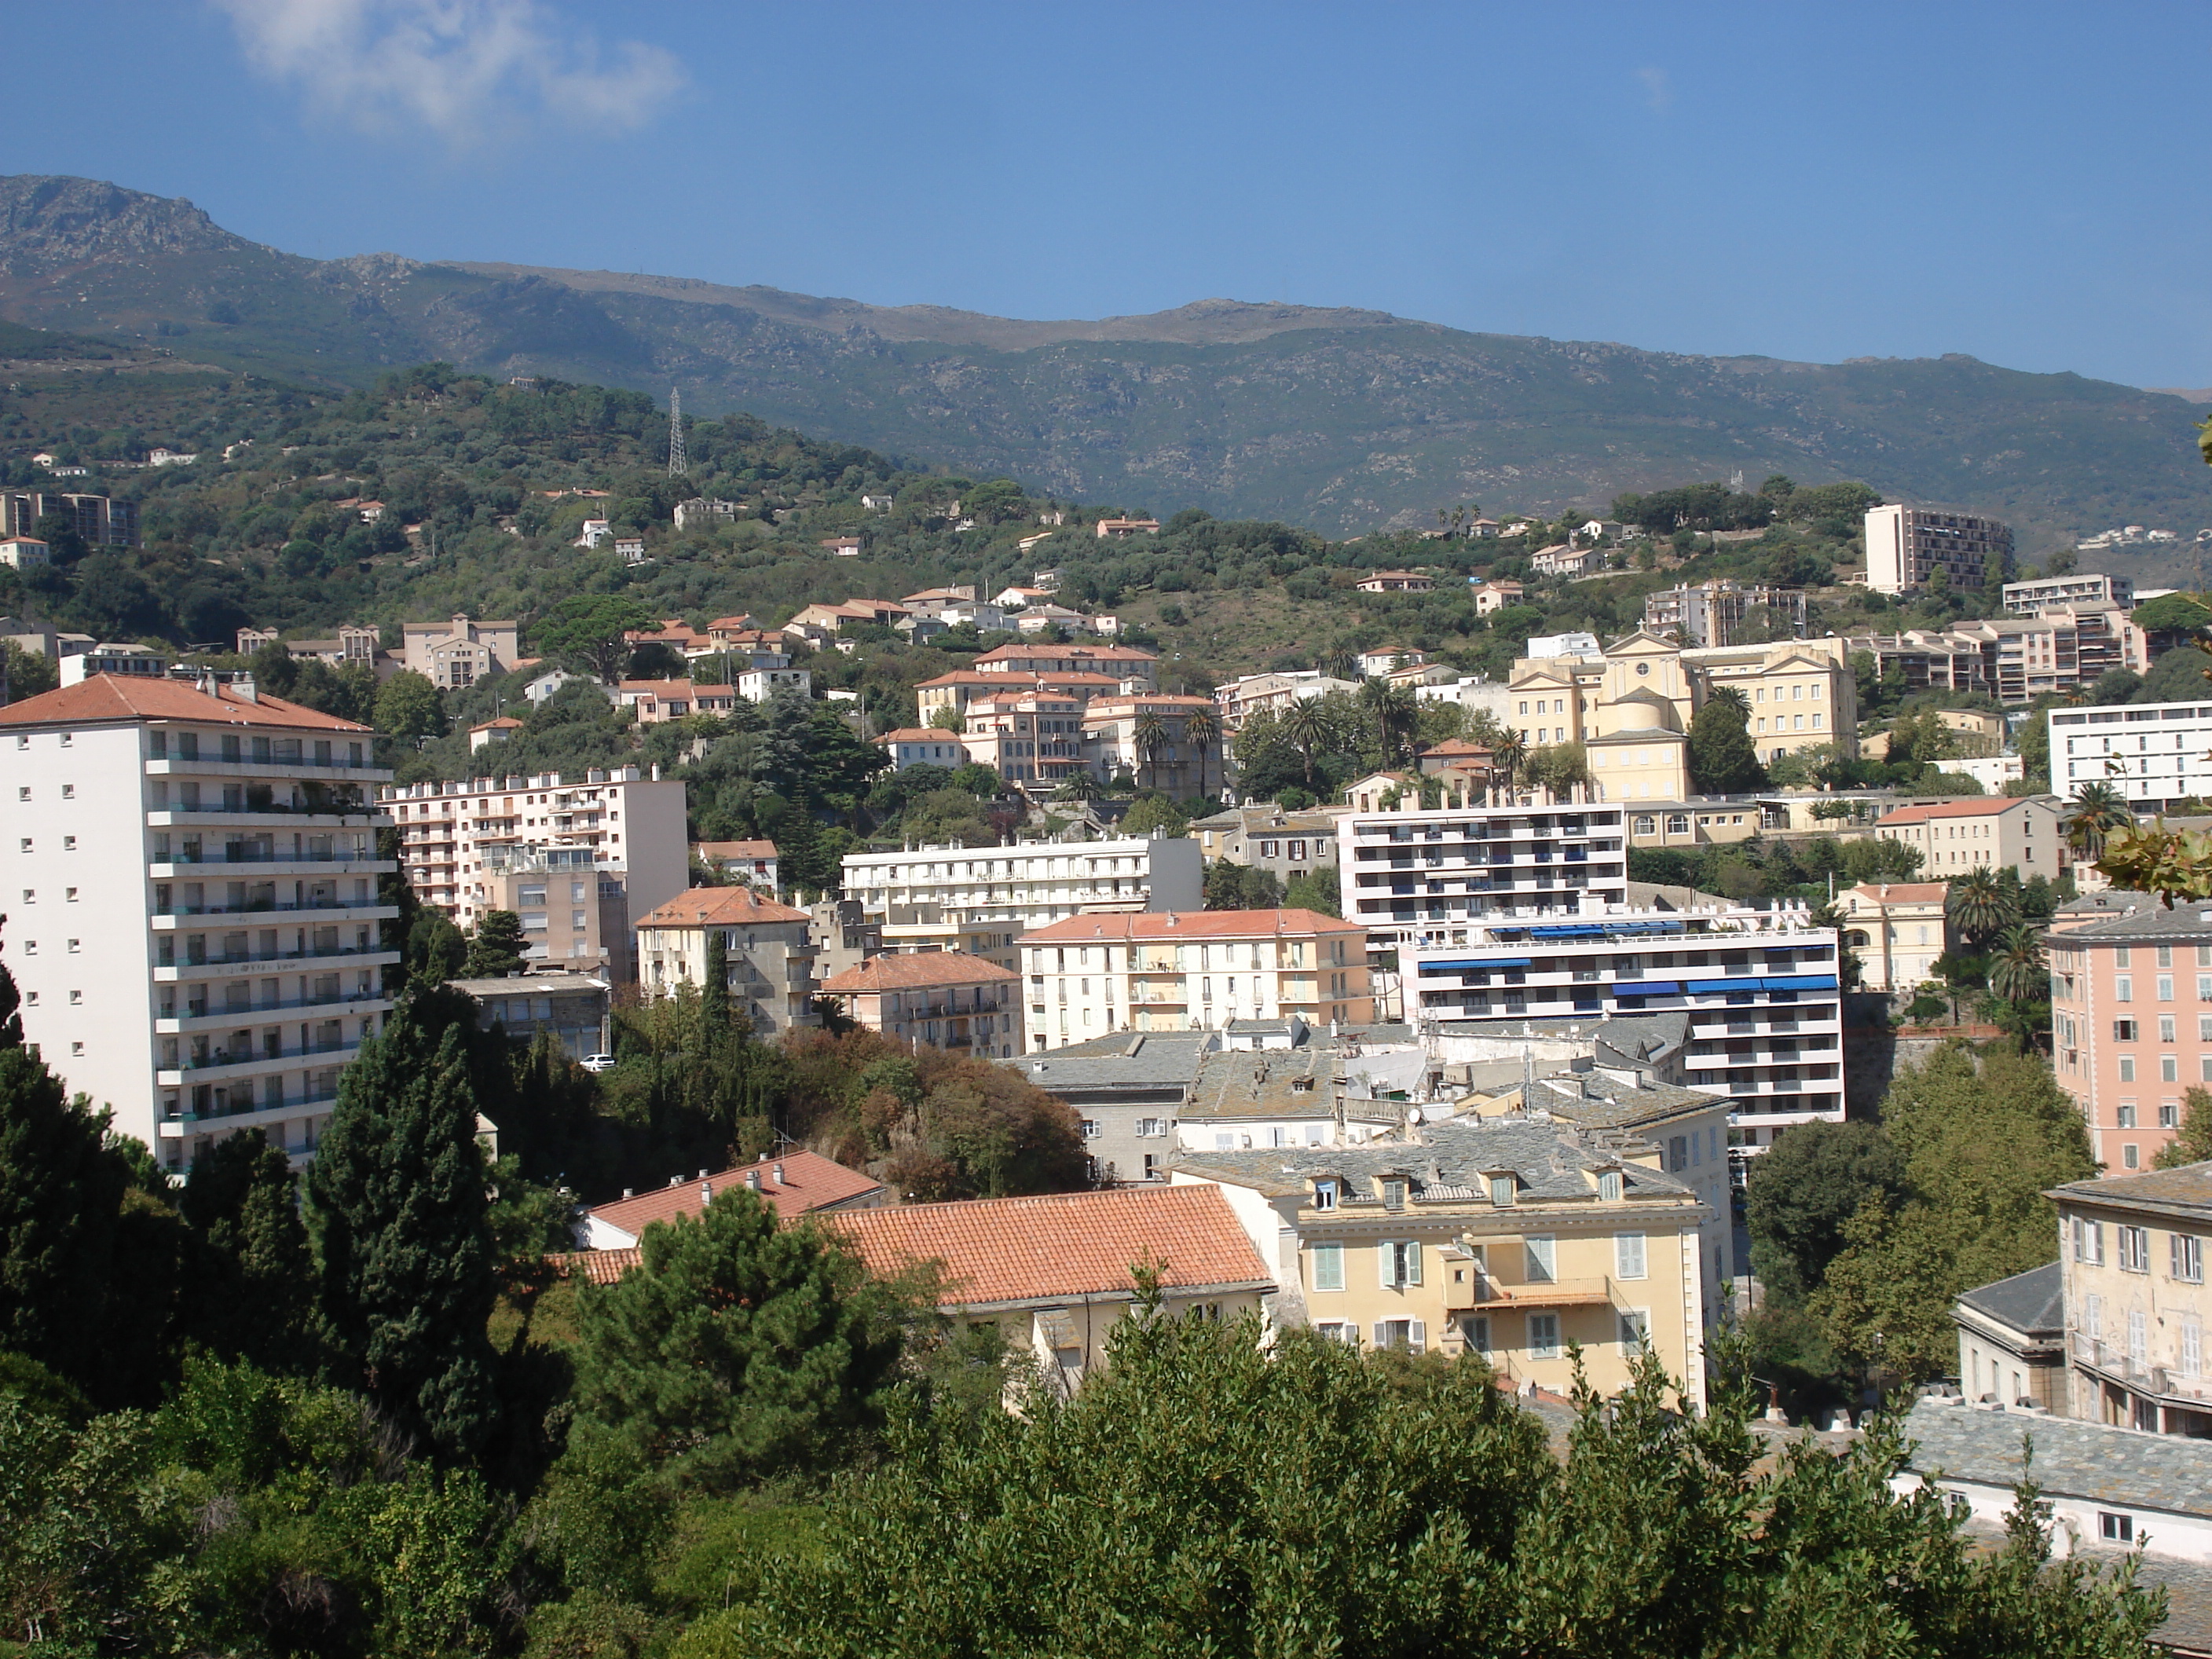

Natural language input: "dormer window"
[1599,1170,1622,1202]
[1382,1178,1407,1209]
[1489,1174,1515,1207]
[1313,1179,1337,1211]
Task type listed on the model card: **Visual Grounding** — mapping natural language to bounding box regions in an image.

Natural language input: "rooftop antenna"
[668,388,687,477]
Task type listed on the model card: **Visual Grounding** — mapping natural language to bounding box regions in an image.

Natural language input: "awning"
[1418,958,1530,974]
[1760,973,1838,992]
[1686,977,1759,994]
[1610,981,1682,998]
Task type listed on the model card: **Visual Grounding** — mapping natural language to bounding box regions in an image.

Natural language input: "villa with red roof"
[1874,796,2066,881]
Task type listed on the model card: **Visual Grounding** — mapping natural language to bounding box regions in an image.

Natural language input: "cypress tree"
[181,1128,316,1372]
[1686,690,1767,794]
[306,998,500,1461]
[0,1042,123,1391]
[701,925,731,1031]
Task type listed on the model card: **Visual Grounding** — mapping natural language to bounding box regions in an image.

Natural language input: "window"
[70,1041,83,1057]
[2130,1308,2149,1364]
[1528,1313,1561,1360]
[1313,1178,1337,1210]
[1619,1310,1650,1349]
[1461,1315,1490,1353]
[65,939,79,954]
[2074,1218,2105,1265]
[2116,977,2133,1004]
[1079,1119,1099,1141]
[1379,1240,1423,1289]
[2117,947,2133,968]
[2166,1057,2181,1082]
[1489,1174,1514,1207]
[1598,1170,1622,1201]
[2163,1016,2178,1042]
[1371,1319,1424,1353]
[64,888,75,903]
[2100,1513,2136,1544]
[1313,1321,1354,1344]
[1312,1243,1345,1291]
[2160,976,2176,1002]
[2174,1233,2203,1283]
[2124,1144,2141,1169]
[2118,1225,2150,1273]
[1525,1235,1557,1283]
[1615,1232,1647,1280]
[2187,1321,2204,1379]
[2166,1100,2183,1127]
[2161,945,2176,969]
[2119,1058,2136,1083]
[1214,1133,1234,1151]
[1667,1136,1688,1173]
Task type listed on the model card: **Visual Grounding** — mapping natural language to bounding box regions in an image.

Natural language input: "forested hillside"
[5,174,2210,557]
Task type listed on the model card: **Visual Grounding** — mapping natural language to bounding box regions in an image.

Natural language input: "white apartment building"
[1864,505,2016,595]
[1403,904,1844,1154]
[0,674,398,1174]
[841,833,1203,973]
[1016,908,1375,1050]
[2049,701,2212,813]
[378,765,690,954]
[2003,573,2133,614]
[1336,803,1632,957]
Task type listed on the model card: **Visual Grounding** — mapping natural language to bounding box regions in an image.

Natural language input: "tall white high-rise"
[0,674,398,1173]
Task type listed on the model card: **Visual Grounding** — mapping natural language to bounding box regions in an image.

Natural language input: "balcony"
[158,989,391,1030]
[1445,1270,1619,1313]
[159,1038,364,1086]
[155,903,395,927]
[158,1090,342,1138]
[157,947,400,982]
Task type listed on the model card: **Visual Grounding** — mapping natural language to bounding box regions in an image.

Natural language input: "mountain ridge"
[2,172,2208,563]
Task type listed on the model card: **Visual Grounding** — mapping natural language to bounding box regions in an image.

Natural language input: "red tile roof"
[1846,881,1950,902]
[553,1247,640,1284]
[694,839,778,861]
[581,1149,884,1241]
[635,885,811,928]
[1020,908,1360,945]
[819,950,1017,994]
[1877,798,2036,826]
[823,1185,1273,1309]
[877,727,965,743]
[0,675,373,732]
[974,643,1158,665]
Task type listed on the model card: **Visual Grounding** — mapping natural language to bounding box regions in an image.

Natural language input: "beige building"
[478,852,633,978]
[913,668,1124,727]
[400,614,519,689]
[971,640,1159,687]
[817,950,1020,1058]
[1953,1262,2066,1412]
[635,885,819,1035]
[1874,796,2064,881]
[1836,881,1953,992]
[1188,804,1342,888]
[961,687,1088,789]
[1177,1115,1711,1404]
[1864,504,2015,595]
[1016,908,1373,1049]
[1642,580,1807,648]
[1083,694,1225,797]
[2049,1162,2212,1434]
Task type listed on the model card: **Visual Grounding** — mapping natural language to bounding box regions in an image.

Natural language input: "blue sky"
[9,1,2210,387]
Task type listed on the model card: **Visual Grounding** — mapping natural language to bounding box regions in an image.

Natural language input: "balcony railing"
[156,898,387,917]
[163,988,389,1020]
[157,848,384,866]
[165,1090,342,1126]
[160,944,391,969]
[167,1039,360,1073]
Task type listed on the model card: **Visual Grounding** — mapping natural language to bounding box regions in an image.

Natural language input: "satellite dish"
[1406,1105,1425,1124]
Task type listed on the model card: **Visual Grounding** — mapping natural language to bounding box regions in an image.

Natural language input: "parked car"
[580,1053,617,1074]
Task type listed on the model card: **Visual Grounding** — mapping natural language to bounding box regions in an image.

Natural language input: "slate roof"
[1903,1397,2212,1518]
[2048,1160,2212,1221]
[825,1185,1273,1309]
[1956,1261,2064,1338]
[1177,1117,1698,1206]
[1184,1044,1353,1121]
[1016,1031,1214,1101]
[1522,1068,1727,1132]
[1591,1010,1694,1071]
[0,675,373,732]
[2044,899,2212,945]
[580,1150,884,1240]
[819,950,1016,993]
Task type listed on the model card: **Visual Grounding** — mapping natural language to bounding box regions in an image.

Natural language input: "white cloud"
[1635,65,1672,115]
[213,0,687,145]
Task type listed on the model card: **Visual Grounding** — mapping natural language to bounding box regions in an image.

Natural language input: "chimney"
[621,1187,633,1199]
[745,1170,761,1189]
[668,1174,680,1187]
[773,1162,786,1184]
[699,1169,709,1180]
[234,672,258,703]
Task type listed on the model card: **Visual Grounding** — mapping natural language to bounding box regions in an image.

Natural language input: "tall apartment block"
[0,675,397,1173]
[2048,701,2212,813]
[840,833,1203,973]
[378,767,689,979]
[0,489,137,548]
[1864,504,2014,595]
[2002,573,2133,614]
[1336,804,1841,1151]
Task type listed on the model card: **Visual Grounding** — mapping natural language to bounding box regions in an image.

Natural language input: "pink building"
[2048,892,2210,1171]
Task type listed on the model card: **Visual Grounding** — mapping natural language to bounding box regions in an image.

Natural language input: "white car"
[580,1053,617,1074]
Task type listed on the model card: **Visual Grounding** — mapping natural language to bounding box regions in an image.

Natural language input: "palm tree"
[1491,729,1528,794]
[1284,697,1330,790]
[1320,643,1359,683]
[2064,782,2132,862]
[1360,678,1419,769]
[1944,867,2018,950]
[1053,771,1103,803]
[1132,706,1170,793]
[1183,706,1221,803]
[1988,923,2049,1005]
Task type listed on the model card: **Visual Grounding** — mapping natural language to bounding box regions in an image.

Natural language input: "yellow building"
[1177,1115,1711,1406]
[2049,1162,2212,1434]
[1503,630,1859,804]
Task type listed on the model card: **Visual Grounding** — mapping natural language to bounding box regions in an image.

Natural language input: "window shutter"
[1404,1242,1423,1287]
[1379,1241,1397,1288]
[1408,1319,1426,1356]
[1525,1236,1556,1283]
[1372,1321,1390,1349]
[1615,1232,1646,1280]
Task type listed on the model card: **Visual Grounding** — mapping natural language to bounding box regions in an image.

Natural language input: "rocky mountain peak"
[0,174,251,278]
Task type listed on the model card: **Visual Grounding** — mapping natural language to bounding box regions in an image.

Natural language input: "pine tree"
[701,925,731,1030]
[306,998,500,1461]
[462,910,529,979]
[180,1129,316,1372]
[1686,690,1767,793]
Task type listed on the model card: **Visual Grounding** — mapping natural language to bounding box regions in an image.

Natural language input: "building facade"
[449,972,610,1060]
[1189,805,1342,889]
[816,950,1020,1057]
[0,489,137,548]
[1016,908,1375,1049]
[2049,1163,2212,1434]
[1952,1262,2067,1412]
[2047,892,2211,1171]
[399,614,520,689]
[2004,573,2134,614]
[1835,881,1952,992]
[1082,694,1225,797]
[1177,1116,1710,1404]
[1864,504,2015,595]
[874,728,972,771]
[1013,1030,1215,1185]
[378,766,690,951]
[2049,700,2212,812]
[840,833,1203,972]
[635,885,819,1035]
[0,675,397,1172]
[1874,796,2064,881]
[1642,580,1809,647]
[960,687,1087,789]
